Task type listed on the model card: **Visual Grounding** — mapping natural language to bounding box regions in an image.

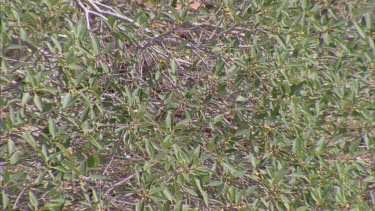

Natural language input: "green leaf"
[213,114,224,123]
[349,138,362,153]
[89,174,107,180]
[150,195,167,203]
[213,59,225,76]
[231,74,244,91]
[88,152,100,167]
[179,7,188,19]
[146,139,155,158]
[296,206,309,211]
[315,137,326,153]
[2,190,9,209]
[202,190,209,206]
[78,91,93,109]
[208,180,223,186]
[184,187,198,197]
[235,95,247,102]
[135,200,145,211]
[103,43,114,54]
[163,188,174,201]
[170,58,178,74]
[166,102,179,110]
[61,93,72,109]
[177,40,189,51]
[203,94,212,104]
[38,87,59,95]
[41,144,49,163]
[29,191,39,208]
[52,165,70,174]
[100,61,109,73]
[149,187,164,195]
[228,186,236,202]
[80,107,90,122]
[67,64,84,70]
[323,33,332,46]
[293,137,303,155]
[233,170,247,177]
[7,138,15,155]
[199,7,210,14]
[107,15,116,28]
[20,28,27,41]
[124,85,133,101]
[77,16,87,38]
[10,151,20,165]
[353,22,366,38]
[223,161,237,175]
[89,135,104,150]
[91,34,100,55]
[51,36,62,54]
[55,142,74,161]
[368,37,375,52]
[78,160,87,174]
[48,117,57,138]
[275,35,287,49]
[166,111,173,130]
[21,92,33,105]
[173,200,183,211]
[165,8,180,21]
[33,95,44,112]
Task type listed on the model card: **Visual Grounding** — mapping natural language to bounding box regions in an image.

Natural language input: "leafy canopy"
[1,0,374,210]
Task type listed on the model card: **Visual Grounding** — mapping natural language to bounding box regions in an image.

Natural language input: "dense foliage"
[1,0,374,210]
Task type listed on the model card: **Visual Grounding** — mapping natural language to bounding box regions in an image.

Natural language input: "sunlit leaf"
[28,191,38,208]
[213,114,224,123]
[7,138,15,155]
[10,151,20,165]
[33,95,43,112]
[2,190,9,209]
[48,117,57,138]
[61,93,72,109]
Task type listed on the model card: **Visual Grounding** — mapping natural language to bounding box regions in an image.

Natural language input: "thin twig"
[104,171,140,196]
[13,187,26,209]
